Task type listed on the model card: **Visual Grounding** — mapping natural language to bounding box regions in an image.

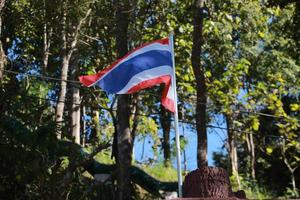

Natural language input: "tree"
[192,0,208,167]
[55,1,92,141]
[70,59,81,144]
[114,0,132,199]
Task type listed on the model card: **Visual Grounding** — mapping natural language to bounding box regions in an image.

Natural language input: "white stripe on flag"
[100,43,171,81]
[116,65,173,94]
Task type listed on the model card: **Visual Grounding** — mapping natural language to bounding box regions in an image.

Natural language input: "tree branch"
[68,2,93,58]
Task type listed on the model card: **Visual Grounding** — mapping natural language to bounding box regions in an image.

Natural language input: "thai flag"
[79,38,175,112]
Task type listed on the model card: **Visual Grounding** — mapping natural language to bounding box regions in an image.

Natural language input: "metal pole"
[82,106,86,147]
[169,32,183,197]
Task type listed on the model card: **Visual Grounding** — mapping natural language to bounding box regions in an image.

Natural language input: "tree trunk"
[115,0,132,199]
[192,0,208,168]
[71,87,80,144]
[245,86,256,180]
[294,1,300,53]
[245,132,256,180]
[70,61,81,144]
[130,94,140,144]
[0,0,5,80]
[55,4,68,139]
[42,0,52,73]
[159,104,171,167]
[226,115,241,189]
[249,132,256,179]
[285,160,297,193]
[116,96,132,200]
[91,110,101,142]
[55,3,91,138]
[183,149,187,174]
[291,172,296,194]
[282,140,297,194]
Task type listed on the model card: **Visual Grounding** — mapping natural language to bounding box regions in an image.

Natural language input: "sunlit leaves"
[251,117,260,131]
[60,156,70,170]
[133,116,158,138]
[290,104,300,111]
[266,146,273,155]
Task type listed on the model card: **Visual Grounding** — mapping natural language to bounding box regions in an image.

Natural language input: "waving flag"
[80,34,183,196]
[79,38,175,112]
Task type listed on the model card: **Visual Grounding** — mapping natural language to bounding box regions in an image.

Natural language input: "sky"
[134,120,228,171]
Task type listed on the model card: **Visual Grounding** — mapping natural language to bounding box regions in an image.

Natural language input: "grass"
[89,147,177,182]
[85,146,115,165]
[140,163,178,182]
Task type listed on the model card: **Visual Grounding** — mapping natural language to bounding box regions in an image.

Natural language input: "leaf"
[179,26,184,33]
[225,14,233,22]
[258,31,265,38]
[224,34,232,41]
[205,71,212,78]
[294,156,300,162]
[60,156,70,170]
[266,147,273,155]
[252,118,260,131]
[16,175,22,182]
[290,104,300,111]
[47,168,52,175]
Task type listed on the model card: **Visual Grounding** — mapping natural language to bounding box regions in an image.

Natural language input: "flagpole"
[169,32,183,197]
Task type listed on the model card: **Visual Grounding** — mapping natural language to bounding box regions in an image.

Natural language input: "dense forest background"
[0,0,299,199]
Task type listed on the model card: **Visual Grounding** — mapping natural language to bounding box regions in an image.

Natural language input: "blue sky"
[134,121,228,170]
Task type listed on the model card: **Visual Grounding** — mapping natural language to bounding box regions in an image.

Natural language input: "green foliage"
[230,175,275,200]
[93,148,115,165]
[1,0,300,198]
[0,115,112,199]
[141,163,178,182]
[282,187,300,199]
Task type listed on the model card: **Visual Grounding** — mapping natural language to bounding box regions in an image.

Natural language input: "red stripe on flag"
[126,75,174,113]
[162,96,175,113]
[79,72,103,87]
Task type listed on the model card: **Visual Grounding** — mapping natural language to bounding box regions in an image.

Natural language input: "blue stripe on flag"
[95,50,172,93]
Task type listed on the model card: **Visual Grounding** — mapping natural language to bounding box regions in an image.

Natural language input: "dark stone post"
[181,167,246,199]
